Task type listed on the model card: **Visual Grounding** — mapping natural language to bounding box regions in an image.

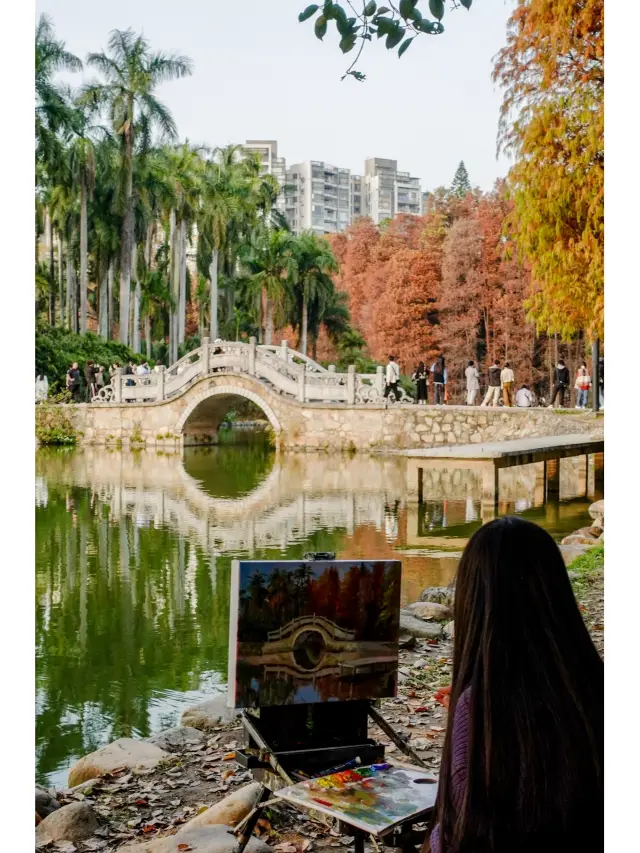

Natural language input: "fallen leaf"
[177,845,194,851]
[223,752,236,761]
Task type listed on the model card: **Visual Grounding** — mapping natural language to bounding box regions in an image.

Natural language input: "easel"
[233,699,433,851]
[228,554,437,852]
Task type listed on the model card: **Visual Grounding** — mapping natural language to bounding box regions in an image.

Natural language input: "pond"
[35,443,601,786]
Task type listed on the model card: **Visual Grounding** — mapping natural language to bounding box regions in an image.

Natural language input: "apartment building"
[285,160,352,235]
[363,157,423,224]
[242,140,287,214]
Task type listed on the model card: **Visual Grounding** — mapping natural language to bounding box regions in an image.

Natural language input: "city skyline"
[35,0,514,192]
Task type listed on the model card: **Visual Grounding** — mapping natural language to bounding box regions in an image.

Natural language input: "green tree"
[239,228,296,345]
[83,29,192,346]
[290,232,339,355]
[298,0,473,81]
[451,160,471,198]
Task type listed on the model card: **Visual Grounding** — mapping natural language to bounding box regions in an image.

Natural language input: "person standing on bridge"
[481,360,501,407]
[501,361,515,407]
[66,362,81,403]
[384,355,401,403]
[465,360,480,405]
[574,362,591,409]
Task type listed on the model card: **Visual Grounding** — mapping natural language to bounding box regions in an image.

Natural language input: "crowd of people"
[391,355,605,410]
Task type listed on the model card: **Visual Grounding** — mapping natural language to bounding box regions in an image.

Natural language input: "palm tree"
[290,232,339,356]
[239,227,296,345]
[309,284,352,361]
[83,29,192,346]
[35,15,81,170]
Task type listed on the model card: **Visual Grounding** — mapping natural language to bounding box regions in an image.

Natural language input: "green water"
[35,445,601,786]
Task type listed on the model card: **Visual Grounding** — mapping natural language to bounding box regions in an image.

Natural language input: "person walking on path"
[575,361,591,409]
[481,360,501,407]
[465,360,480,405]
[515,383,534,407]
[384,355,401,402]
[430,355,446,404]
[425,517,602,853]
[66,362,82,403]
[549,359,571,408]
[35,374,49,403]
[412,361,428,404]
[501,361,515,407]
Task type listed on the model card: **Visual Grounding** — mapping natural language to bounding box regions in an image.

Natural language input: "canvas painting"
[228,560,402,708]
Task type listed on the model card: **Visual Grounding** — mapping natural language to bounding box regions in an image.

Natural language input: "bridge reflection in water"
[35,445,601,786]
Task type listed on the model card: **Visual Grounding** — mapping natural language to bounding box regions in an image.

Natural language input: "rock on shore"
[36,801,98,845]
[399,611,442,639]
[180,695,239,731]
[404,601,453,622]
[121,824,271,853]
[420,586,455,607]
[68,738,169,787]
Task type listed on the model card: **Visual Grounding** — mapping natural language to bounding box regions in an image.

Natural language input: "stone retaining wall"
[65,372,604,451]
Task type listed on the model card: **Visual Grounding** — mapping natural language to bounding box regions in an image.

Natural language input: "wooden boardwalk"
[398,434,604,507]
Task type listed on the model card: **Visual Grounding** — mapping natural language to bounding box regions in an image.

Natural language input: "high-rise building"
[363,157,423,224]
[243,140,287,214]
[285,160,352,235]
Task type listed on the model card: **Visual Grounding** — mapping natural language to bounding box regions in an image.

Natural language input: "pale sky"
[36,0,514,192]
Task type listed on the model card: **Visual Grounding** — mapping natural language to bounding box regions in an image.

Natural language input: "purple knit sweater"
[429,687,471,853]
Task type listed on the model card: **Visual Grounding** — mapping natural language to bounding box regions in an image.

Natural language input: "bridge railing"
[91,337,413,406]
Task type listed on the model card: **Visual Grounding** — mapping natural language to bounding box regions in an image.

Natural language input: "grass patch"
[568,544,604,594]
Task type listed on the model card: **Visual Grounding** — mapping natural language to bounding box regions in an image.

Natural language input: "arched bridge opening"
[176,386,282,447]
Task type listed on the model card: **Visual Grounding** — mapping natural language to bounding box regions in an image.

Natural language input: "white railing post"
[113,367,122,403]
[157,365,165,401]
[249,336,257,376]
[201,337,210,377]
[280,339,288,362]
[376,365,385,398]
[347,365,356,404]
[298,364,306,402]
[328,364,335,373]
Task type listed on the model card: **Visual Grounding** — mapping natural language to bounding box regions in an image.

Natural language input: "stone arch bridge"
[70,338,603,452]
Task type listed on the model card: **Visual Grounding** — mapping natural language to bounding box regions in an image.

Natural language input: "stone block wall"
[64,373,604,452]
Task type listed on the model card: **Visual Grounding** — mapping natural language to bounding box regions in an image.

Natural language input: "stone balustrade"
[92,338,406,407]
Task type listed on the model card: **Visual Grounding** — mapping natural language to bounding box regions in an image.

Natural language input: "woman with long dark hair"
[426,516,603,853]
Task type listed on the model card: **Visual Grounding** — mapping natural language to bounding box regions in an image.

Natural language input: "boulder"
[405,601,453,622]
[148,725,206,752]
[561,535,600,547]
[559,543,592,566]
[588,500,604,527]
[399,612,442,639]
[181,782,263,831]
[419,586,455,607]
[442,620,455,640]
[68,738,169,787]
[180,695,239,731]
[399,632,417,650]
[35,801,98,845]
[36,786,60,819]
[121,824,271,853]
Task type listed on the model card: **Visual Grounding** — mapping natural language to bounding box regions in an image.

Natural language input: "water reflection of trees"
[35,486,231,784]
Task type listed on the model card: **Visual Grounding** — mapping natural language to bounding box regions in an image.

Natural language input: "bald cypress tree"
[451,161,471,198]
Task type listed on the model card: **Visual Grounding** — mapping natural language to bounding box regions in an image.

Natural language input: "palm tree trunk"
[119,130,134,346]
[58,233,65,328]
[66,239,73,329]
[209,248,218,340]
[47,211,55,327]
[169,211,178,363]
[99,267,108,338]
[265,295,274,345]
[71,262,78,334]
[145,315,152,360]
[107,260,114,339]
[301,296,308,356]
[80,178,88,334]
[132,243,140,353]
[179,220,187,346]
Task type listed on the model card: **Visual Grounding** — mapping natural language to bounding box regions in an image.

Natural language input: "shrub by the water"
[36,325,150,393]
[35,393,78,445]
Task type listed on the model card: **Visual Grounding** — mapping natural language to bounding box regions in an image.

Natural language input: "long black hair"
[433,516,603,853]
